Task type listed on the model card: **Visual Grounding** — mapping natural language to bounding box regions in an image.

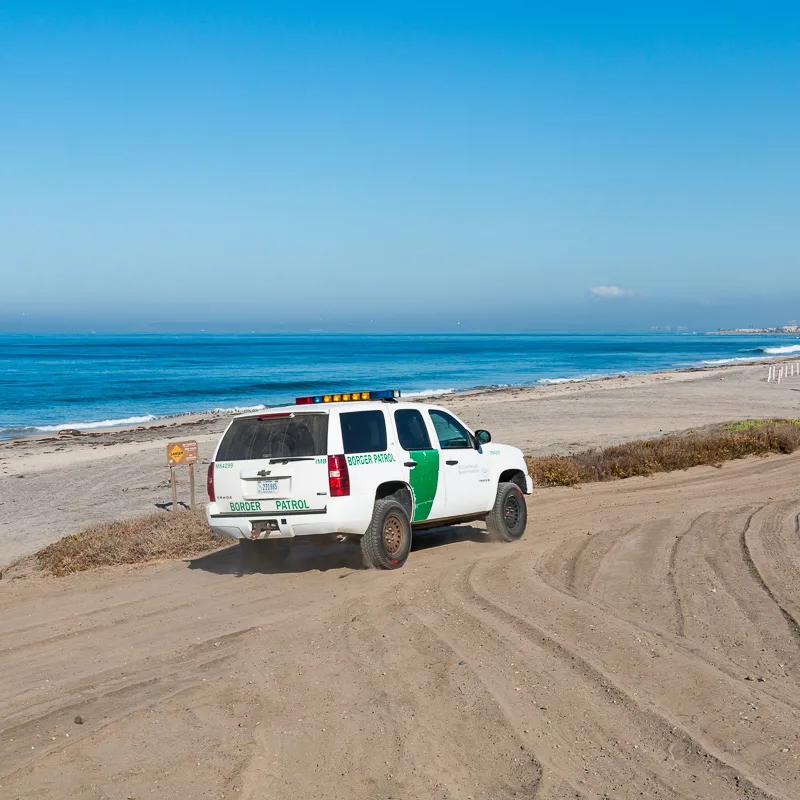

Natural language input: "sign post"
[166,441,199,511]
[170,465,178,512]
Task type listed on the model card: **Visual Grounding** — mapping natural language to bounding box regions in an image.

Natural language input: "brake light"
[328,454,350,497]
[207,462,216,502]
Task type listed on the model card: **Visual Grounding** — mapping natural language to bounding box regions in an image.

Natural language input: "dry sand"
[1,360,799,566]
[1,360,800,798]
[1,449,799,798]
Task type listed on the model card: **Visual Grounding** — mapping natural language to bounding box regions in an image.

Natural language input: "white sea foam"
[537,377,580,385]
[403,388,457,399]
[762,344,800,355]
[34,414,158,432]
[699,353,797,366]
[28,405,267,434]
[702,358,763,366]
[210,404,268,414]
[537,374,613,385]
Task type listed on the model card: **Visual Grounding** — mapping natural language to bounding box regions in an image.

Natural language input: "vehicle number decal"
[216,461,234,469]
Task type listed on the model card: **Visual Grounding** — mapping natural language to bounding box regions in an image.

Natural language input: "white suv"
[206,389,533,569]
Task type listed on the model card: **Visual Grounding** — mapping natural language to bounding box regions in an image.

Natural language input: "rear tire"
[360,499,412,569]
[238,538,292,565]
[486,482,527,542]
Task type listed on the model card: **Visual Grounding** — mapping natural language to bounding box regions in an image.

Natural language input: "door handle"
[404,461,418,468]
[446,460,459,466]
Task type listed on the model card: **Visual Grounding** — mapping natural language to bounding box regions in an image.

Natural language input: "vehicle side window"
[394,409,432,450]
[340,410,387,454]
[428,410,473,450]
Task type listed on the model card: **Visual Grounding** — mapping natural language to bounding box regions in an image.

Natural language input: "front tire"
[361,499,412,569]
[486,482,528,542]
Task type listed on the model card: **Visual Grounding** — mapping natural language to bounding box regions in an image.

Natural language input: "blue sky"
[1,2,798,332]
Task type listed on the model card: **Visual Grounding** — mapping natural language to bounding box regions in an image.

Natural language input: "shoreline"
[3,357,800,566]
[3,354,798,446]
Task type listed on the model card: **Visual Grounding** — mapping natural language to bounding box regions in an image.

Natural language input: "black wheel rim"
[504,492,522,529]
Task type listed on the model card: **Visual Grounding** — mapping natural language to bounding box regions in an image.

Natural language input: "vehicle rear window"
[394,409,432,450]
[216,414,328,461]
[340,410,387,454]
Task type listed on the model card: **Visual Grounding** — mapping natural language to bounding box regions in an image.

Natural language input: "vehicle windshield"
[215,414,328,460]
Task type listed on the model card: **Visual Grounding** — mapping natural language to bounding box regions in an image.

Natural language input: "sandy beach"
[1,359,800,798]
[1,359,799,567]
[0,429,798,798]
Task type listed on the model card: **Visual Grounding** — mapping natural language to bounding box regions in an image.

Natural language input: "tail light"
[207,462,216,502]
[328,454,350,497]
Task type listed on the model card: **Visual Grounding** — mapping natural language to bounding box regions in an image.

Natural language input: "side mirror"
[475,429,491,447]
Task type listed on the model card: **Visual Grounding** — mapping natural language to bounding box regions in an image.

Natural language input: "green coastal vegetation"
[721,418,800,431]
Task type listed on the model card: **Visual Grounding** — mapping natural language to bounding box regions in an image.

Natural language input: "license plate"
[257,480,280,495]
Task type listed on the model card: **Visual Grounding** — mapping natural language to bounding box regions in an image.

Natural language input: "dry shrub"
[528,456,583,487]
[36,507,228,577]
[526,421,800,488]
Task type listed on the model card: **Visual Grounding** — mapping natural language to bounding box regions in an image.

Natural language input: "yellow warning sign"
[167,440,198,466]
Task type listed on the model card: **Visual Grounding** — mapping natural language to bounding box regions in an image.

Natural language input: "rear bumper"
[525,475,534,494]
[205,501,368,540]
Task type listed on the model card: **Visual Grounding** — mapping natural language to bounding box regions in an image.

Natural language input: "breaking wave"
[33,415,158,432]
[699,356,771,366]
[403,388,456,399]
[538,377,586,385]
[537,373,619,385]
[210,404,267,414]
[760,344,800,355]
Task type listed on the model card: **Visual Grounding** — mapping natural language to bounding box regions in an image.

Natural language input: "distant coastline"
[709,328,800,336]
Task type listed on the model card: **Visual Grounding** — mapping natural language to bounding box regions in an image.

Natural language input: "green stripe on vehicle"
[409,450,440,521]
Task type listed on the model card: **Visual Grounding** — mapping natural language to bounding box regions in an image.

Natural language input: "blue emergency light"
[295,389,401,405]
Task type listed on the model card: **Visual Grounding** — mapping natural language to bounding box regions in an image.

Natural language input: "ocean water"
[1,332,799,440]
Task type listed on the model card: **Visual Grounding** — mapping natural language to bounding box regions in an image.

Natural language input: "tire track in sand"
[410,556,785,800]
[537,504,800,714]
[666,525,688,638]
[0,627,251,781]
[740,506,800,648]
[469,553,793,799]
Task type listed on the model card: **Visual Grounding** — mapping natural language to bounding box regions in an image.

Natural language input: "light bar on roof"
[295,389,401,405]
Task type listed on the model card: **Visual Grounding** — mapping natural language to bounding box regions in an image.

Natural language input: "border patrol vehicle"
[206,389,533,569]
